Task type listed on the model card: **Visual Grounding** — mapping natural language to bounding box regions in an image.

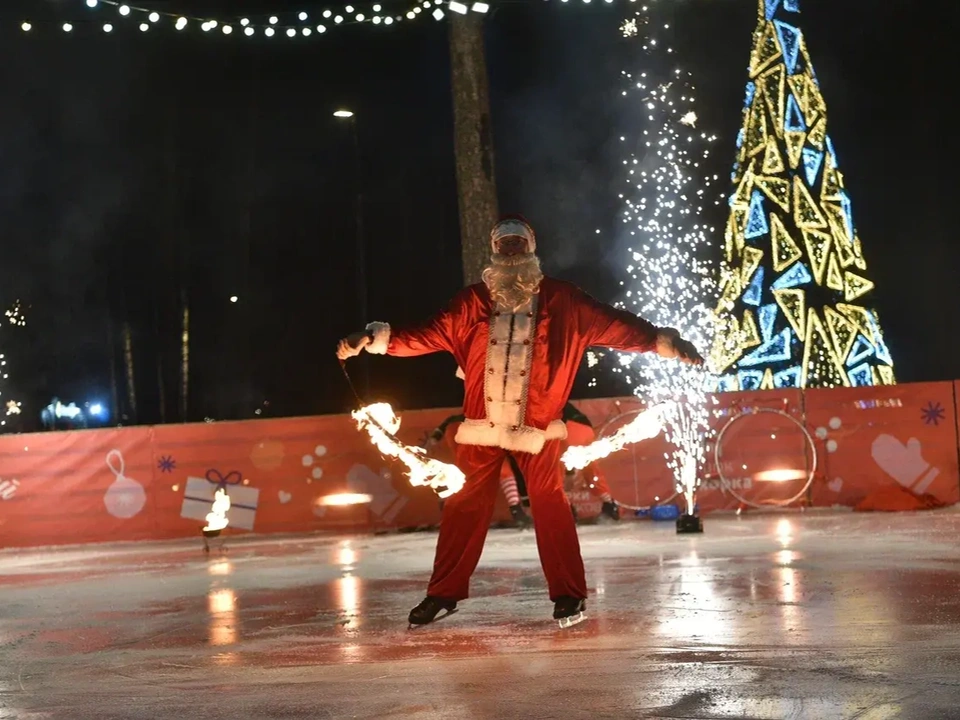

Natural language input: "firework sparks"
[352,402,465,498]
[595,0,724,514]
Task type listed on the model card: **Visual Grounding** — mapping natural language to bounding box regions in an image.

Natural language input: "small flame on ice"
[561,402,671,471]
[351,402,465,499]
[204,488,231,532]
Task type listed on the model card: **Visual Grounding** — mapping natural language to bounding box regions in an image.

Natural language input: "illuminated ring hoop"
[595,407,679,512]
[713,407,817,509]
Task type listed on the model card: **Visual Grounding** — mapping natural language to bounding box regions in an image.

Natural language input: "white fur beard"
[482,253,543,312]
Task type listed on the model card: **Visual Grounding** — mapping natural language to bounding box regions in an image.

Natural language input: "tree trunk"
[449,14,498,287]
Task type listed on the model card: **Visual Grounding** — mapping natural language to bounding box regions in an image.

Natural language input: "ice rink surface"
[4,510,960,719]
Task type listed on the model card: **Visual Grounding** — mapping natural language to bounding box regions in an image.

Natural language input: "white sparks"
[620,18,638,37]
[594,0,724,515]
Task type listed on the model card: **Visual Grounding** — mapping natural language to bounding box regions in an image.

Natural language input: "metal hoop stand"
[713,407,818,509]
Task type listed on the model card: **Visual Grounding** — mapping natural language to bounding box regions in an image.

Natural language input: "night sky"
[0,0,955,431]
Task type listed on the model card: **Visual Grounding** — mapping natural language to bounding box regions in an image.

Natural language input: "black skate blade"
[557,611,586,629]
[407,608,458,630]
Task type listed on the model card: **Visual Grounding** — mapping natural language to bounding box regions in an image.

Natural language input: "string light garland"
[16,0,491,38]
[708,0,895,391]
[590,0,723,516]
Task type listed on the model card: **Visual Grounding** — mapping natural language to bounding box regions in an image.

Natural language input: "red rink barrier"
[2,381,959,548]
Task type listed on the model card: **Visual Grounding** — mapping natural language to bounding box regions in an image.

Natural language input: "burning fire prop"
[203,488,231,536]
[561,402,671,471]
[352,402,465,498]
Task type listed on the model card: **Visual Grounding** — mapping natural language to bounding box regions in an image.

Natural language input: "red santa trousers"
[427,440,587,602]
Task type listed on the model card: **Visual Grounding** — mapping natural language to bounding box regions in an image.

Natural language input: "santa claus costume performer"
[337,215,702,625]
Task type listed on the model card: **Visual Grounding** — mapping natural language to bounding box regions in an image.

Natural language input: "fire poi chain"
[352,402,466,498]
[351,400,669,496]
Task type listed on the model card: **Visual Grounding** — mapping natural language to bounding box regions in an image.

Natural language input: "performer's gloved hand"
[336,330,373,360]
[656,328,704,366]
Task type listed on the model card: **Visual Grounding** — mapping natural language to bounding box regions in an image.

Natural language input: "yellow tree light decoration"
[709,0,895,391]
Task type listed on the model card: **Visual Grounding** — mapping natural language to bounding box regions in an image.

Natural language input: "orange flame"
[318,493,374,506]
[352,402,465,498]
[561,402,670,470]
[204,488,231,532]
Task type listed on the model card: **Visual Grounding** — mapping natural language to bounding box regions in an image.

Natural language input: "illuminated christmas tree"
[709,0,895,390]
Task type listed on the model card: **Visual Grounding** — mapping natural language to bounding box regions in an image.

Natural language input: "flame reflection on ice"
[655,551,732,645]
[207,588,237,648]
[337,574,362,630]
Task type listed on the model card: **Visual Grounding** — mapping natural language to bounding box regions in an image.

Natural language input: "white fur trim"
[365,322,391,355]
[455,419,567,454]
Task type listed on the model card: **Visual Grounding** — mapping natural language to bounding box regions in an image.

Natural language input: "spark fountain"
[596,1,724,532]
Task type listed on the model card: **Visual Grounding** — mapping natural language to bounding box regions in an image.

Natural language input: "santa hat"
[490,214,536,254]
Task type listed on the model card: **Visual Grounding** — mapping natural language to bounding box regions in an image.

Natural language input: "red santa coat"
[367,276,659,455]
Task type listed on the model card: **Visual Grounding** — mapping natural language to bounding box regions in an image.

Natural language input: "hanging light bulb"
[86,0,99,7]
[265,27,275,36]
[299,11,308,20]
[286,27,296,36]
[334,15,344,23]
[240,18,250,26]
[222,25,233,34]
[385,16,394,23]
[244,26,255,36]
[269,16,279,24]
[139,22,149,31]
[175,17,187,30]
[432,7,445,19]
[316,24,326,32]
[103,23,113,32]
[148,11,160,22]
[119,5,130,15]
[302,27,311,35]
[356,13,365,21]
[63,22,74,32]
[323,9,332,17]
[20,22,31,31]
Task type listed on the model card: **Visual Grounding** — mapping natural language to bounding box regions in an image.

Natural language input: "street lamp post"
[334,109,369,394]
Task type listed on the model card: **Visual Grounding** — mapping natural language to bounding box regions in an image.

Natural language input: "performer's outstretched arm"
[336,287,477,359]
[571,286,703,365]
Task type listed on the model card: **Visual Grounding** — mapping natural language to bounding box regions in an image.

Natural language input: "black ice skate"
[408,596,458,626]
[600,500,621,522]
[510,504,533,529]
[553,596,587,629]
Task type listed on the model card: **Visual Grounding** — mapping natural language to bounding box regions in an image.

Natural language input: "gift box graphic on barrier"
[180,469,260,531]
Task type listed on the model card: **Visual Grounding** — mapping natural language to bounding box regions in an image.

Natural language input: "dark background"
[0,0,955,430]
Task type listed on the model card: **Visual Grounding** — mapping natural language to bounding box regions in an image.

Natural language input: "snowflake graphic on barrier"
[921,401,945,427]
[157,455,176,473]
